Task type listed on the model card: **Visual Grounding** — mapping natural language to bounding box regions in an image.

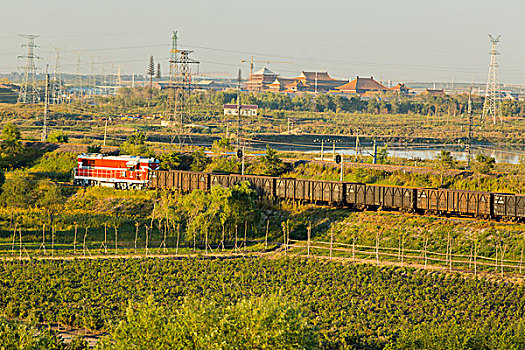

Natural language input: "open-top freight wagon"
[148,169,525,221]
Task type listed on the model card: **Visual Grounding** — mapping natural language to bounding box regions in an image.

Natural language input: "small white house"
[223,104,258,117]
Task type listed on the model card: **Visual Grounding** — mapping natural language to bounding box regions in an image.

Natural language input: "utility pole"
[482,34,502,124]
[373,140,377,164]
[467,86,473,169]
[340,154,344,182]
[355,129,360,162]
[42,64,49,142]
[241,146,245,175]
[103,118,108,146]
[17,34,40,103]
[236,68,242,148]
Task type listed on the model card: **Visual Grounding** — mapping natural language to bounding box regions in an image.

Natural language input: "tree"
[1,122,22,155]
[377,146,389,164]
[190,148,209,171]
[119,131,154,157]
[473,154,495,174]
[156,63,161,80]
[261,145,287,176]
[147,55,155,103]
[436,150,456,186]
[47,131,68,143]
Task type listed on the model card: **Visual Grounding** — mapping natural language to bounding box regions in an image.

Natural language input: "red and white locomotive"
[73,153,159,189]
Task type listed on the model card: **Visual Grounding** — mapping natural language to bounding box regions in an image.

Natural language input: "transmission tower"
[17,34,40,103]
[167,31,178,116]
[74,52,83,101]
[52,47,63,104]
[169,33,199,149]
[482,34,502,124]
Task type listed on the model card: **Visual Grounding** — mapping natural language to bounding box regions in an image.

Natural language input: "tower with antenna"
[482,34,502,124]
[17,34,40,103]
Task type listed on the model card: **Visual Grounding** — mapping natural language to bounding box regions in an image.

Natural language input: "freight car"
[148,169,525,222]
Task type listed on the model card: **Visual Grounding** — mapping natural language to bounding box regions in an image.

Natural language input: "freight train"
[73,154,525,221]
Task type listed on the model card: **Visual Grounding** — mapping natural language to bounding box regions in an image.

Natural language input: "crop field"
[1,257,525,349]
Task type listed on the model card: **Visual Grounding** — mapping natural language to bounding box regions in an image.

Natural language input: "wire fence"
[285,233,525,277]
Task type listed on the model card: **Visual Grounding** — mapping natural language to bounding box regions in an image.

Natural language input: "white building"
[223,104,258,117]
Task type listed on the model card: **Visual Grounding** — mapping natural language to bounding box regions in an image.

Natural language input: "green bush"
[97,295,319,350]
[48,131,69,143]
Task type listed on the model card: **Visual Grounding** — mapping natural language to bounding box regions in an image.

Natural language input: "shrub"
[48,131,69,143]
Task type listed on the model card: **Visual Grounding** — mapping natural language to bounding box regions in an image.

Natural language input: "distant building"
[389,83,411,95]
[335,76,388,95]
[245,67,277,91]
[294,71,348,92]
[223,104,258,117]
[194,80,223,91]
[422,88,446,96]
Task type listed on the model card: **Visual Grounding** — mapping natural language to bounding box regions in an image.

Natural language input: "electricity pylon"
[482,34,502,124]
[17,34,40,103]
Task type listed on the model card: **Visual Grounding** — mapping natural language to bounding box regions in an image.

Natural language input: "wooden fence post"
[520,247,523,274]
[134,222,139,254]
[11,223,17,256]
[244,220,247,252]
[205,229,208,256]
[104,223,108,254]
[265,219,269,251]
[352,236,356,261]
[330,226,334,260]
[83,227,88,258]
[376,231,380,264]
[51,224,55,257]
[176,223,180,255]
[307,223,311,258]
[74,224,78,255]
[474,240,478,276]
[283,224,287,256]
[40,224,46,255]
[145,226,149,257]
[114,226,118,256]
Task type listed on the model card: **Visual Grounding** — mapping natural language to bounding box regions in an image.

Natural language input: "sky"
[1,0,524,84]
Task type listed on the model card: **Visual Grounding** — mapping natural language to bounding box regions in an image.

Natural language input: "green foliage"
[211,137,234,153]
[472,154,495,174]
[2,122,21,144]
[190,147,209,171]
[206,156,238,173]
[97,295,318,350]
[87,144,101,153]
[47,131,69,143]
[175,183,257,243]
[0,175,64,209]
[2,258,525,349]
[157,152,192,170]
[436,150,456,170]
[376,146,388,164]
[119,131,154,157]
[30,152,77,181]
[0,318,66,349]
[261,145,287,176]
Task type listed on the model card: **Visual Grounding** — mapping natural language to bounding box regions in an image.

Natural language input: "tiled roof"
[298,71,333,81]
[253,67,276,76]
[336,76,387,92]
